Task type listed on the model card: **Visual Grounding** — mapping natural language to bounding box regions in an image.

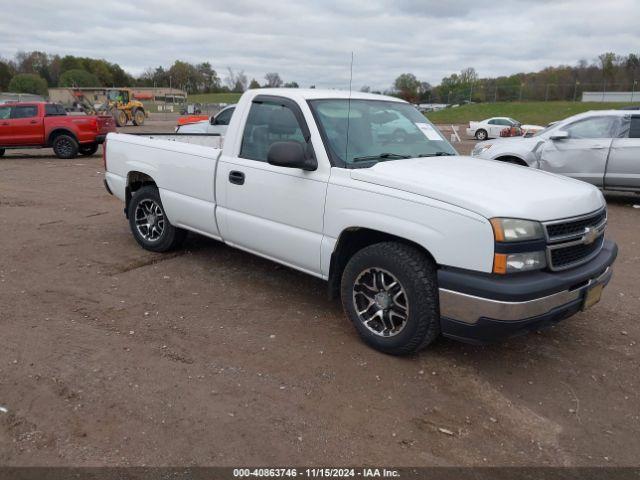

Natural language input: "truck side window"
[10,106,38,119]
[240,102,305,162]
[0,106,10,119]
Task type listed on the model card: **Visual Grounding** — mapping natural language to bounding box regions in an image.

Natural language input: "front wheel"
[127,186,186,252]
[79,143,99,156]
[0,148,5,157]
[113,109,127,127]
[341,242,440,355]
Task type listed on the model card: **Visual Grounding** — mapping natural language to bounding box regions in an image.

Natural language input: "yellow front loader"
[104,89,147,127]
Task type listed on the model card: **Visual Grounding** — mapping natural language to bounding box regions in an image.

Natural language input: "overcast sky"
[1,0,638,90]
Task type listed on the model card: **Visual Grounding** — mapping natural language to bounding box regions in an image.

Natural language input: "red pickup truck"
[0,102,116,159]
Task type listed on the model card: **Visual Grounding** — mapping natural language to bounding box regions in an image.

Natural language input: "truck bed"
[104,132,223,238]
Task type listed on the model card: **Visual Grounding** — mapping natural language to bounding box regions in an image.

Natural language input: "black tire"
[132,108,145,126]
[0,148,5,157]
[52,134,79,159]
[127,186,186,252]
[475,129,488,141]
[79,143,99,156]
[341,242,440,355]
[113,109,127,127]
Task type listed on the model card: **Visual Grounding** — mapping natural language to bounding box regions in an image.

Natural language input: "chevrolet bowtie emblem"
[583,227,599,245]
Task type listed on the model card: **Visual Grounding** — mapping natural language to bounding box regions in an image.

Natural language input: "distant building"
[581,91,639,102]
[0,92,45,103]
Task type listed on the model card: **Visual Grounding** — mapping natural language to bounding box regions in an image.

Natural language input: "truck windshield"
[309,99,457,167]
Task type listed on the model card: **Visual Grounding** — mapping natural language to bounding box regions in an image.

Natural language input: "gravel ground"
[0,119,638,466]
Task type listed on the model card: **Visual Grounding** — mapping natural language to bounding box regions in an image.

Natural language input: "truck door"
[538,115,617,186]
[216,95,329,276]
[8,105,42,145]
[605,115,640,191]
[0,105,10,145]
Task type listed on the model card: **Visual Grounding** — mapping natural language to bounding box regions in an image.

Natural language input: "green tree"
[249,78,261,89]
[59,69,100,87]
[59,55,84,73]
[8,73,48,96]
[283,81,299,88]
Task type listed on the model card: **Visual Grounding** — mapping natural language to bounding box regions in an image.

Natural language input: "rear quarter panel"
[105,133,222,238]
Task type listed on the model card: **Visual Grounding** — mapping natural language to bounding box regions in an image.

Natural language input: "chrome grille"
[543,208,607,271]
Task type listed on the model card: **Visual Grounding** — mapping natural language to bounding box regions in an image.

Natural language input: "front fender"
[322,181,495,276]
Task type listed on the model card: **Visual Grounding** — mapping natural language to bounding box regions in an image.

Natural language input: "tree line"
[2,50,639,103]
[0,51,300,96]
[390,52,640,104]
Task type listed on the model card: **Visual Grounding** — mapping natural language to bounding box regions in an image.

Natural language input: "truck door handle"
[229,170,245,185]
[30,120,38,124]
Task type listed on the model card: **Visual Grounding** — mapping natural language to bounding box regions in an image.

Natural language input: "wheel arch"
[125,171,157,218]
[47,128,77,146]
[494,154,528,166]
[327,227,437,300]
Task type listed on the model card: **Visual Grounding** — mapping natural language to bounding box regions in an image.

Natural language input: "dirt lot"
[0,119,638,466]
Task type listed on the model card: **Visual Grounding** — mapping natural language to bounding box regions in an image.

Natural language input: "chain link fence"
[429,81,640,105]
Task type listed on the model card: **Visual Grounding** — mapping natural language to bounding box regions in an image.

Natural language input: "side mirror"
[267,141,317,171]
[550,130,569,140]
[210,116,216,125]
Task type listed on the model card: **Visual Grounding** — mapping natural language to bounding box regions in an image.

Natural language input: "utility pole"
[494,85,498,103]
[544,84,549,101]
[469,82,474,103]
[519,83,524,102]
[632,80,637,102]
[573,81,580,102]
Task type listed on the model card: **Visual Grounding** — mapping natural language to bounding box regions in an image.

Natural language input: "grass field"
[186,92,242,104]
[426,101,640,125]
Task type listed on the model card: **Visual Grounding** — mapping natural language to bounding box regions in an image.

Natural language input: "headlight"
[472,143,492,156]
[493,251,547,274]
[490,218,544,242]
[490,218,546,274]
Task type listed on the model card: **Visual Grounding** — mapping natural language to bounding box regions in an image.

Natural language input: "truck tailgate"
[97,115,116,134]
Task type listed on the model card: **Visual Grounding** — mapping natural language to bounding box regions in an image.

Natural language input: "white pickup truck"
[104,88,617,355]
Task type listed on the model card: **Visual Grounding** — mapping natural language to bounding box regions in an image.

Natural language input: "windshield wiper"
[352,153,410,163]
[416,152,455,157]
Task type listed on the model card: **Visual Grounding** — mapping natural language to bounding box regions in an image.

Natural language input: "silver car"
[472,110,640,192]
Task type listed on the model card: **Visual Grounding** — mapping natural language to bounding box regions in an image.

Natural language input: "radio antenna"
[345,51,354,164]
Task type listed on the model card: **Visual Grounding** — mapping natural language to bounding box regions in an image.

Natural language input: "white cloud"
[0,0,638,89]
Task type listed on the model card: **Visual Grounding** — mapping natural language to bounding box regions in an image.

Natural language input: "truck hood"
[350,156,604,221]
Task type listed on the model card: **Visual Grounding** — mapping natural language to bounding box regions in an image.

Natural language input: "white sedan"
[175,104,236,134]
[466,117,544,140]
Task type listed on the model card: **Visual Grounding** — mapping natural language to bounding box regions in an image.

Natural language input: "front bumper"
[438,239,618,344]
[95,135,107,144]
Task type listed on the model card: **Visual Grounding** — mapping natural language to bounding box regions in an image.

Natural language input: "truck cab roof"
[243,88,405,103]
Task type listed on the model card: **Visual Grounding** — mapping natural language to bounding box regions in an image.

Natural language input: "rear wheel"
[132,108,145,126]
[0,148,5,157]
[128,186,186,252]
[475,129,488,141]
[79,143,99,156]
[113,109,127,127]
[341,242,440,355]
[52,134,79,159]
